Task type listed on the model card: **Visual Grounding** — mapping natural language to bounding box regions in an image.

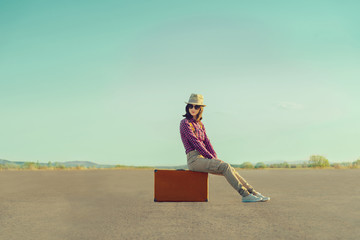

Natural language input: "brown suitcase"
[154,169,209,202]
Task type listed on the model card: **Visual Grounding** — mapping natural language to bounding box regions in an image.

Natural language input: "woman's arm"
[180,120,216,159]
[201,123,217,159]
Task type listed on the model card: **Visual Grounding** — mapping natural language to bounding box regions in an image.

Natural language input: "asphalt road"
[1,169,359,240]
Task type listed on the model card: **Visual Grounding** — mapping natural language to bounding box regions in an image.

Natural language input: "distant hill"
[61,161,99,167]
[154,165,188,170]
[2,158,353,169]
[0,158,116,168]
[1,158,189,169]
[0,159,27,165]
[61,161,116,168]
[263,160,308,165]
[0,159,12,164]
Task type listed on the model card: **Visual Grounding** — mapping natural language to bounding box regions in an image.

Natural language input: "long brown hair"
[182,104,204,122]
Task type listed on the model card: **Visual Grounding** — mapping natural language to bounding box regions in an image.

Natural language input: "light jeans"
[186,150,256,197]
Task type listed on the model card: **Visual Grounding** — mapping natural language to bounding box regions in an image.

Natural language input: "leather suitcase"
[154,169,208,202]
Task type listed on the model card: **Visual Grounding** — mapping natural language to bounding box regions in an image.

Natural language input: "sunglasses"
[187,104,201,110]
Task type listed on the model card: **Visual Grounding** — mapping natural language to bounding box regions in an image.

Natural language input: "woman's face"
[188,104,201,117]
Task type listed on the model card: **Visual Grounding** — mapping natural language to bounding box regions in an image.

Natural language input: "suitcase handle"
[176,169,186,171]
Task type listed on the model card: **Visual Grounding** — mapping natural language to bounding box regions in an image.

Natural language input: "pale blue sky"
[1,0,359,166]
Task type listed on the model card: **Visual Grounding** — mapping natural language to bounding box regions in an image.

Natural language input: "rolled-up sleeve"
[203,130,217,159]
[180,120,215,159]
[200,123,217,158]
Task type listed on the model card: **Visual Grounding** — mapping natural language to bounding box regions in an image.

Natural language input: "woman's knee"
[218,162,231,173]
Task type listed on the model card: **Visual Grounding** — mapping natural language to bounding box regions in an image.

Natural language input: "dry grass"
[1,162,358,171]
[0,165,154,171]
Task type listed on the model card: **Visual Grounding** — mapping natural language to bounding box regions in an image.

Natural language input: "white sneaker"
[242,193,263,202]
[254,192,270,202]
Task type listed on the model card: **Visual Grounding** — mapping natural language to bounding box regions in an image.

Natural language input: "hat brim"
[185,102,206,107]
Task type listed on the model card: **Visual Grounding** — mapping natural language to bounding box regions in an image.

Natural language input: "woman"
[180,93,270,202]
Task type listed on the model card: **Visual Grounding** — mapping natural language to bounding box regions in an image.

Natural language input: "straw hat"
[185,93,206,107]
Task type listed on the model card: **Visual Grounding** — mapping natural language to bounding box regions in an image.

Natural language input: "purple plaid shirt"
[180,118,217,159]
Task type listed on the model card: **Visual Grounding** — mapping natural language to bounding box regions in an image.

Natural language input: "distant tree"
[115,165,126,168]
[352,159,360,166]
[23,162,36,169]
[230,164,242,168]
[340,162,352,167]
[308,155,330,168]
[75,165,82,170]
[54,162,65,169]
[282,161,290,168]
[255,162,266,169]
[332,163,341,169]
[272,163,281,168]
[57,164,66,169]
[240,162,254,169]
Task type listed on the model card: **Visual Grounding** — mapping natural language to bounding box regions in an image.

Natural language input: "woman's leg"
[233,169,257,195]
[232,168,270,200]
[188,156,250,197]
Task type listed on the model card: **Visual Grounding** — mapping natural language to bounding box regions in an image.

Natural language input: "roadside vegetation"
[232,155,360,169]
[1,156,359,170]
[0,161,153,171]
